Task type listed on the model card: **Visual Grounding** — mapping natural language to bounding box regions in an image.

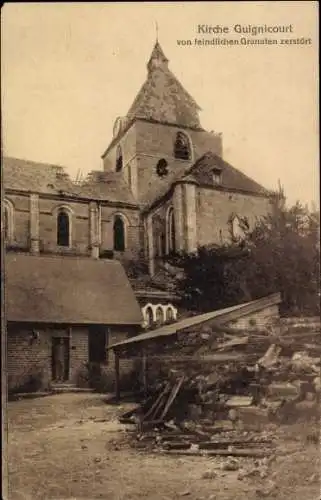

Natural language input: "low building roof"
[3,157,137,206]
[5,253,143,325]
[109,293,281,351]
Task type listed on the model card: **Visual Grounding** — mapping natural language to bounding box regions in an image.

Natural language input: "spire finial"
[155,21,159,42]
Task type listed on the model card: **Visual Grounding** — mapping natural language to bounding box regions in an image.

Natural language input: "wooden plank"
[119,406,141,420]
[142,349,148,397]
[141,383,171,423]
[140,419,167,431]
[162,448,272,458]
[114,352,120,402]
[162,439,273,450]
[159,376,185,420]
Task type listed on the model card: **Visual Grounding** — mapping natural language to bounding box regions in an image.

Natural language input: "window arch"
[4,199,14,243]
[166,207,176,253]
[155,306,164,325]
[113,214,126,251]
[116,145,123,172]
[174,131,192,160]
[145,306,154,327]
[4,206,8,240]
[166,307,174,322]
[230,214,249,242]
[57,209,71,247]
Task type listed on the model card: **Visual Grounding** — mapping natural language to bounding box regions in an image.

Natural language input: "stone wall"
[196,187,271,246]
[5,191,141,260]
[102,120,222,205]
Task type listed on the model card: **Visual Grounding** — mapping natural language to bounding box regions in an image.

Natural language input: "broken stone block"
[235,407,270,430]
[294,400,320,418]
[202,470,217,479]
[291,352,320,374]
[221,457,239,471]
[228,409,238,422]
[225,396,253,408]
[306,392,316,401]
[267,382,300,401]
[257,344,282,369]
[255,480,276,498]
[313,376,321,393]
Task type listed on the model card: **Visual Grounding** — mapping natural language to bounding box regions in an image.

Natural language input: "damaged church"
[3,40,274,391]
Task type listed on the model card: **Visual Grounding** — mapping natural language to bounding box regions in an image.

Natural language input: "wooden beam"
[114,351,120,401]
[142,349,148,397]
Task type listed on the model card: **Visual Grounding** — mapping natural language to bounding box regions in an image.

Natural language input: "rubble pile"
[119,319,320,456]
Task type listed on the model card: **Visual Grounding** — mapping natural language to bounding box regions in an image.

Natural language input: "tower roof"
[126,41,202,129]
[147,40,169,72]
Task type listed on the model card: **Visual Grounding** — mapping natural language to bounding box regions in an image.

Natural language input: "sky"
[1,2,319,207]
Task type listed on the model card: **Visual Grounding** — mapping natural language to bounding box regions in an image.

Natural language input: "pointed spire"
[147,36,169,73]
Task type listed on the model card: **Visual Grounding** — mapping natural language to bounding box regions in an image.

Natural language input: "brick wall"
[7,325,52,391]
[7,324,90,390]
[196,187,271,246]
[69,327,89,383]
[7,323,140,392]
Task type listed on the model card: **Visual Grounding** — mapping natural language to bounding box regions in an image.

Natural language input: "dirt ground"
[5,393,320,500]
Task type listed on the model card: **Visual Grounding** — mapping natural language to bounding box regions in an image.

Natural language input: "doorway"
[51,337,70,382]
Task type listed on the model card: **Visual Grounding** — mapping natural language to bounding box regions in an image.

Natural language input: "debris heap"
[118,319,320,457]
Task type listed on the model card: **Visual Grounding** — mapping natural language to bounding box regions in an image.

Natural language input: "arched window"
[230,214,249,242]
[4,199,14,242]
[156,231,166,258]
[57,210,70,247]
[116,145,123,172]
[174,132,191,160]
[166,207,176,253]
[4,206,9,241]
[113,215,125,251]
[145,306,153,327]
[166,307,174,322]
[155,306,164,325]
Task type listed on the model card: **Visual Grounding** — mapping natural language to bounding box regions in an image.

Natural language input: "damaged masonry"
[108,293,320,470]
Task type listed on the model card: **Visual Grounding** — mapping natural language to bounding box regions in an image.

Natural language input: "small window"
[156,158,168,177]
[231,215,248,241]
[113,215,125,251]
[212,168,222,185]
[156,307,164,325]
[116,145,123,172]
[174,132,191,160]
[88,326,108,364]
[57,210,70,247]
[166,307,174,322]
[145,307,153,327]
